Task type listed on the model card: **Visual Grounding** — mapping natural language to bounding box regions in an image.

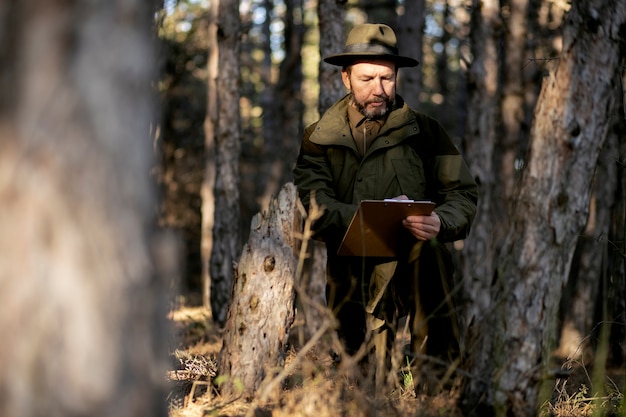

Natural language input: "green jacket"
[293,94,477,251]
[293,94,477,326]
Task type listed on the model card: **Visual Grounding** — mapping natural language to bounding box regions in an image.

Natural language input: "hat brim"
[323,53,419,68]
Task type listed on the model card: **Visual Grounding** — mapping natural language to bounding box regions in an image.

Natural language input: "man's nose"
[373,78,384,94]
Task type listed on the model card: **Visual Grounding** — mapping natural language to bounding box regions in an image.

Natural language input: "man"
[293,23,477,363]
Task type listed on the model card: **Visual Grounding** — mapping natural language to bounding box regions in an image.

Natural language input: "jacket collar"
[309,94,420,151]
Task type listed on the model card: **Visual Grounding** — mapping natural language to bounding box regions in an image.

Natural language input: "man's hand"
[402,212,441,241]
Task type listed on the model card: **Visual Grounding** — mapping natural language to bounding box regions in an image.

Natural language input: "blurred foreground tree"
[0,1,173,416]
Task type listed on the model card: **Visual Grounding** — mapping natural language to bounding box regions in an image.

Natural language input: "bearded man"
[293,23,477,366]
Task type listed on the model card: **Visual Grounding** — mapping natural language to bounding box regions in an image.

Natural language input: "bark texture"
[217,183,300,400]
[500,0,528,203]
[396,0,425,104]
[459,0,501,332]
[557,130,618,359]
[317,0,345,115]
[258,0,304,209]
[202,0,219,315]
[462,0,626,415]
[0,1,171,416]
[208,0,242,325]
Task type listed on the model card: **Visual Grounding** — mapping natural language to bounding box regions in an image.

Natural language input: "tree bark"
[0,1,172,416]
[317,0,345,115]
[461,0,626,414]
[607,82,626,365]
[202,0,219,315]
[607,76,626,364]
[500,0,529,203]
[459,0,501,334]
[217,183,300,400]
[557,130,618,359]
[207,0,242,326]
[258,0,305,209]
[396,0,425,104]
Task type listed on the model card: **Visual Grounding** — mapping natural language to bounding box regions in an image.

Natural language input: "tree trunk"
[607,77,626,364]
[217,183,300,400]
[207,0,242,326]
[317,0,345,115]
[0,1,172,416]
[259,0,305,210]
[557,131,618,359]
[276,0,305,186]
[435,2,451,100]
[396,0,425,104]
[500,0,528,203]
[461,0,626,414]
[202,0,219,315]
[458,0,501,334]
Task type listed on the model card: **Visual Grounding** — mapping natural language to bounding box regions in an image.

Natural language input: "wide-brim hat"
[324,23,419,68]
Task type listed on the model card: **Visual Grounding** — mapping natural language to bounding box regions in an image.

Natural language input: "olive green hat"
[323,23,419,68]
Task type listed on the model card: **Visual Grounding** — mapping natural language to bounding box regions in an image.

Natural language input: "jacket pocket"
[391,158,426,199]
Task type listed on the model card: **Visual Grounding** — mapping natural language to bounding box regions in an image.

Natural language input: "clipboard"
[337,199,436,257]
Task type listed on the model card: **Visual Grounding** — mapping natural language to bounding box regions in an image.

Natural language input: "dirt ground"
[165,305,625,417]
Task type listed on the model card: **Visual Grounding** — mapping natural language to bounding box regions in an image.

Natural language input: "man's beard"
[350,93,394,120]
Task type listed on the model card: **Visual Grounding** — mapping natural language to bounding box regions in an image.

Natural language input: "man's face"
[342,60,397,119]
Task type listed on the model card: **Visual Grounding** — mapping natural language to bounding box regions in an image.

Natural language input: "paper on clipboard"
[337,199,436,257]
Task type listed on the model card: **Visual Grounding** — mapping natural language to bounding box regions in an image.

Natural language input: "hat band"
[344,43,399,56]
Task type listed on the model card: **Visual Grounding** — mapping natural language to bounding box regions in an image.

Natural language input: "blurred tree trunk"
[202,3,218,315]
[361,0,396,26]
[203,0,242,325]
[259,0,305,209]
[499,0,528,203]
[217,183,300,400]
[458,0,501,334]
[258,0,274,208]
[435,1,450,99]
[0,1,172,417]
[308,0,345,334]
[461,0,626,414]
[396,0,425,103]
[608,85,626,364]
[297,1,345,340]
[317,0,345,115]
[275,0,305,185]
[557,128,618,359]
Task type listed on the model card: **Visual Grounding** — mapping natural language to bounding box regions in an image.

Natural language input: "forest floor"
[165,303,625,417]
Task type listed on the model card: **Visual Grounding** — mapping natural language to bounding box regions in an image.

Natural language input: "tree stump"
[217,182,301,400]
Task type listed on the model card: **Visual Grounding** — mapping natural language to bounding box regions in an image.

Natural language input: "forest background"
[0,0,624,416]
[157,0,626,414]
[159,0,625,369]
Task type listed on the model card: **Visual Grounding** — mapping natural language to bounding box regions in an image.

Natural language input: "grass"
[539,356,625,417]
[166,303,626,417]
[166,303,466,417]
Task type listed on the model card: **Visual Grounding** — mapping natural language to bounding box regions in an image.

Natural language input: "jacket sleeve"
[292,124,357,246]
[418,116,478,242]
